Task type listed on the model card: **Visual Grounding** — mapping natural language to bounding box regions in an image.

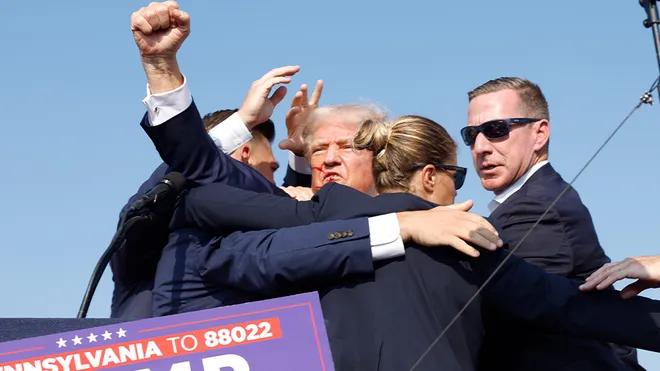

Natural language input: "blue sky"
[2,0,660,366]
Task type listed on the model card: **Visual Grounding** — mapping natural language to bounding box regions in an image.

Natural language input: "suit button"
[347,230,354,237]
[328,233,336,240]
[340,232,348,238]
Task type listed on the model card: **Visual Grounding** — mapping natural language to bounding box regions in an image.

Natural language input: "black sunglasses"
[410,164,467,190]
[460,118,541,146]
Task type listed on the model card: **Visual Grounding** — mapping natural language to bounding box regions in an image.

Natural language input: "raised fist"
[131,1,190,59]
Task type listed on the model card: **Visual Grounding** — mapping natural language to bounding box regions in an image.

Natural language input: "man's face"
[242,135,279,183]
[467,89,547,194]
[307,117,377,195]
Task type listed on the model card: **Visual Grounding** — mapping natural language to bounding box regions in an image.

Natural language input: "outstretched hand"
[238,66,301,129]
[398,201,503,258]
[580,256,660,299]
[279,80,324,156]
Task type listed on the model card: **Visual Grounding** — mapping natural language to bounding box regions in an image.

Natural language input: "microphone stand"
[77,213,150,318]
[641,0,660,96]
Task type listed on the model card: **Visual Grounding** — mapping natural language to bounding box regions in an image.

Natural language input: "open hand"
[580,256,660,299]
[398,203,503,258]
[279,80,324,156]
[238,66,301,129]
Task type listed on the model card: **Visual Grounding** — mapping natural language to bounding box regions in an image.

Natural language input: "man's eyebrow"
[309,137,354,147]
[309,140,329,148]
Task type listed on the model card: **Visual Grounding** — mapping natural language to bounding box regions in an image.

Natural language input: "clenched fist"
[131,1,190,60]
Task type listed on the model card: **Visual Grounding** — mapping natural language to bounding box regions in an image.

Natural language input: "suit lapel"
[489,163,558,220]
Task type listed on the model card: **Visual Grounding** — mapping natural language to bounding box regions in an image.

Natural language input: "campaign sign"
[0,292,334,371]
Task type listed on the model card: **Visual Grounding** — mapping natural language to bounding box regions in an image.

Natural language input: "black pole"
[641,0,660,96]
[77,214,149,318]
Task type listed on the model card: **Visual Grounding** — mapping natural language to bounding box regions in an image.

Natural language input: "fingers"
[580,261,631,291]
[309,80,324,106]
[132,2,184,34]
[284,106,301,124]
[289,91,303,109]
[584,262,615,282]
[171,9,190,28]
[472,227,502,250]
[461,212,498,237]
[131,11,153,34]
[621,280,650,299]
[446,200,473,211]
[450,224,501,251]
[269,86,288,107]
[279,138,295,151]
[279,186,314,200]
[161,0,180,9]
[154,4,171,29]
[252,68,297,98]
[259,66,300,83]
[299,84,309,107]
[447,237,480,258]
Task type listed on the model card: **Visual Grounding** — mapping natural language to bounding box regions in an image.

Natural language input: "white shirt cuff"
[141,74,193,127]
[288,152,311,174]
[208,112,253,154]
[368,213,405,260]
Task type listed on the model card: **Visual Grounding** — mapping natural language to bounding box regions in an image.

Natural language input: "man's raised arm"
[130,1,287,193]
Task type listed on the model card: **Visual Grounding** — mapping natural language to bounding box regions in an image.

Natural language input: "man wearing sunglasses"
[462,77,642,371]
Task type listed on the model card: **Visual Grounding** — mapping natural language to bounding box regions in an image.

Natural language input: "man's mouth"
[480,164,498,172]
[323,173,340,183]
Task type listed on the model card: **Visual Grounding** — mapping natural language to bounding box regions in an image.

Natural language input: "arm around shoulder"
[196,218,375,295]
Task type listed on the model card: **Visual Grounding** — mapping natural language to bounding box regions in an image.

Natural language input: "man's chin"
[480,178,506,193]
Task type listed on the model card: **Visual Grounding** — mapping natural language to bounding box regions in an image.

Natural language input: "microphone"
[128,172,188,214]
[77,172,187,319]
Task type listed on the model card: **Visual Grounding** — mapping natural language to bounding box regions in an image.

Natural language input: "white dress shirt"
[488,160,550,214]
[140,76,404,261]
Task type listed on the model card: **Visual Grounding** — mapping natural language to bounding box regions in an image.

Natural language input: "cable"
[408,77,658,370]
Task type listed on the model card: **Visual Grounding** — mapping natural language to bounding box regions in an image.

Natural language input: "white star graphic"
[87,333,98,343]
[102,330,112,340]
[116,328,127,338]
[72,335,82,345]
[56,338,67,348]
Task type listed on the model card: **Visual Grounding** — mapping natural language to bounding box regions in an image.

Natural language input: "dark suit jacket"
[162,181,660,370]
[481,163,642,371]
[110,101,301,319]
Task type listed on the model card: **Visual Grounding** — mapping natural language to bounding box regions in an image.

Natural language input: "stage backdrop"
[0,292,334,371]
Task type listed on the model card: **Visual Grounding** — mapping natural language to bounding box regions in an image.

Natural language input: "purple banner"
[0,292,334,371]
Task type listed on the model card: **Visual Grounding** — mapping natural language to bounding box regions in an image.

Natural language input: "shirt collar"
[488,160,549,214]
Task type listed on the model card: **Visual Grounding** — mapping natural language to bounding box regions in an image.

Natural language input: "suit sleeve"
[173,183,437,233]
[474,248,660,352]
[495,195,574,276]
[282,165,312,187]
[141,100,285,195]
[196,219,374,295]
[173,182,321,231]
[282,152,312,187]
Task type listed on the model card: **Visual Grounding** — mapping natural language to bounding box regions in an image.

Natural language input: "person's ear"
[533,119,550,152]
[239,145,251,163]
[421,164,436,194]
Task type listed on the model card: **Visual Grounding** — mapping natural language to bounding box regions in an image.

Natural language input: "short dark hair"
[202,109,275,143]
[467,77,549,121]
[202,109,239,131]
[252,120,275,143]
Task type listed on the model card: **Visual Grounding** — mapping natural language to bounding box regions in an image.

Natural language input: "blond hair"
[302,104,388,156]
[352,115,456,192]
